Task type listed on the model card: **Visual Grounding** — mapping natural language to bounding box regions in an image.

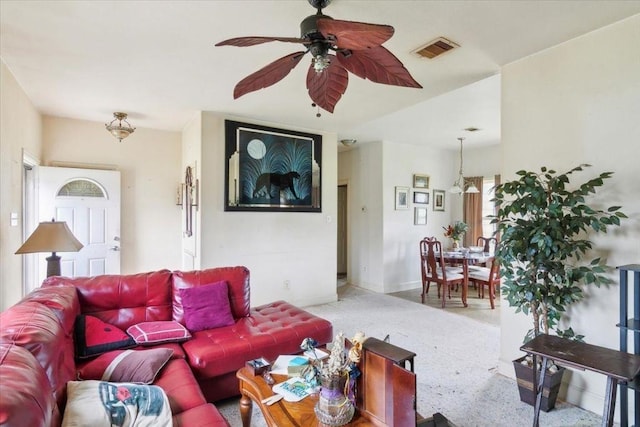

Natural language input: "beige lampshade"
[15,220,84,254]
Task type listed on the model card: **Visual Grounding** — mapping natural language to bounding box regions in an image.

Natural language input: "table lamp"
[15,219,84,277]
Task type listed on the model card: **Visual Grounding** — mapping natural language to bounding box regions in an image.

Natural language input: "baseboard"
[498,358,516,379]
[296,292,338,308]
[384,280,420,294]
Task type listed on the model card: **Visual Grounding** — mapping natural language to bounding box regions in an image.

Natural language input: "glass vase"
[314,374,355,426]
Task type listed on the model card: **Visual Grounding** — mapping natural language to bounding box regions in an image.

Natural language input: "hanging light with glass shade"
[105,112,136,142]
[449,137,479,194]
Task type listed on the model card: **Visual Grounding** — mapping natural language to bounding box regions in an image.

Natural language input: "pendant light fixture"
[105,112,136,142]
[449,137,479,194]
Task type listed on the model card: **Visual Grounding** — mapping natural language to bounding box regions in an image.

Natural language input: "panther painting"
[253,172,300,199]
[224,120,322,212]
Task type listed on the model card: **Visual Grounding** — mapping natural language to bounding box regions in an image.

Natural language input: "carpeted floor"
[216,285,611,426]
[389,282,501,327]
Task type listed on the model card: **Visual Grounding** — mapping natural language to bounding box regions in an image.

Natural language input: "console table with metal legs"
[520,334,640,427]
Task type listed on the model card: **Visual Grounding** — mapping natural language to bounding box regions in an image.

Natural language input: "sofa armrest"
[0,343,60,427]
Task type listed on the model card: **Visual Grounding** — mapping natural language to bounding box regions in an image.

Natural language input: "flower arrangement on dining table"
[443,220,469,242]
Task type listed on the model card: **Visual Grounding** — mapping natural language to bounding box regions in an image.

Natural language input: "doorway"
[21,152,38,296]
[337,184,348,286]
[37,166,121,282]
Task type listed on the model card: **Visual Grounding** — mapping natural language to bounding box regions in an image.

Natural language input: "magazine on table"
[272,377,314,402]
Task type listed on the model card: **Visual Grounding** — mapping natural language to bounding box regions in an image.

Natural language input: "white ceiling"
[1,1,638,151]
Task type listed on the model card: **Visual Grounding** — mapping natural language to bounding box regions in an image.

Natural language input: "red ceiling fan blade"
[306,55,349,113]
[234,51,307,99]
[317,19,394,50]
[216,36,309,47]
[336,46,422,88]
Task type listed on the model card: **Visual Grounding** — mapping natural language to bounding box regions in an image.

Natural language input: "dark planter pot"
[513,356,565,412]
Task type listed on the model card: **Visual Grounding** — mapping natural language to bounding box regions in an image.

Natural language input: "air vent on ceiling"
[412,37,459,59]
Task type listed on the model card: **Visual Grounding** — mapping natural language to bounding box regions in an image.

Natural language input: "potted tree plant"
[493,164,626,411]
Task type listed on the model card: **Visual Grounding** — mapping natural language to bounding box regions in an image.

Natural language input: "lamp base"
[46,253,61,277]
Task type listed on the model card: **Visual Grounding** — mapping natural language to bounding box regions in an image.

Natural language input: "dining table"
[438,250,494,307]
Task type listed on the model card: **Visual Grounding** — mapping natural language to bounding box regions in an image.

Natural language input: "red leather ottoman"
[183,300,333,402]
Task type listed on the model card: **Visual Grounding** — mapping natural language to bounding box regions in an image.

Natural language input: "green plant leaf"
[494,164,624,343]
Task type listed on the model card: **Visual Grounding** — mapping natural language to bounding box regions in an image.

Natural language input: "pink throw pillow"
[77,348,173,384]
[179,281,235,332]
[126,321,191,345]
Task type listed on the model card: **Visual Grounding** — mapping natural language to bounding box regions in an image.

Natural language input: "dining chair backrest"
[419,238,430,283]
[487,256,500,281]
[477,236,498,254]
[420,237,448,281]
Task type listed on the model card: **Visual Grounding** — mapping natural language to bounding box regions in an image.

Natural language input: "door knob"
[109,246,120,251]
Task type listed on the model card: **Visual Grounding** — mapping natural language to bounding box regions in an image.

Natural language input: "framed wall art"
[433,189,445,211]
[413,174,430,189]
[224,120,322,212]
[395,186,409,210]
[414,207,427,225]
[413,191,429,204]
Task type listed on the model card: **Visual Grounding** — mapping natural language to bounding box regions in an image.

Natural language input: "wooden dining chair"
[468,257,500,309]
[476,236,498,254]
[419,237,465,308]
[419,237,439,298]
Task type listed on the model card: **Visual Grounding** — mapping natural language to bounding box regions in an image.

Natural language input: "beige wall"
[500,15,640,419]
[338,141,467,294]
[338,142,385,292]
[181,112,202,270]
[0,60,42,310]
[196,113,339,308]
[42,116,183,275]
[381,141,460,293]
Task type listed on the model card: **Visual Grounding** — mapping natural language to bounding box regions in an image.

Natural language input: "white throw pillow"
[62,380,172,427]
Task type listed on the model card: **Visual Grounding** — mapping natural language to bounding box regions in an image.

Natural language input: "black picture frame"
[224,120,322,212]
[433,189,445,211]
[413,191,429,204]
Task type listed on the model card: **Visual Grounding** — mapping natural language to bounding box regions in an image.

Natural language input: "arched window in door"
[56,179,107,198]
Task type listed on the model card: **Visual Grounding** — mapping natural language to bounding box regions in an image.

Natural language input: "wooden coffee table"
[237,367,374,427]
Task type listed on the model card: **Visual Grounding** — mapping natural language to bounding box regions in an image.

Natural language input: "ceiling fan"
[216,0,422,115]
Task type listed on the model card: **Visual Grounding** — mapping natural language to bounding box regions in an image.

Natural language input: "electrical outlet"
[284,280,290,289]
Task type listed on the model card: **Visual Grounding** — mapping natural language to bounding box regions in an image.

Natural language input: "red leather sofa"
[0,266,333,426]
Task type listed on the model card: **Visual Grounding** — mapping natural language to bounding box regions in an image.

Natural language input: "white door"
[37,166,121,281]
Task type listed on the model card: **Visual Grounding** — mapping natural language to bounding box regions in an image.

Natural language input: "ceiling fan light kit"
[216,0,421,115]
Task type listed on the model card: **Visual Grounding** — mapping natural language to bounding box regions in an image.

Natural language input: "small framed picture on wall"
[433,189,445,211]
[395,186,409,210]
[413,191,429,204]
[413,174,430,189]
[414,207,427,225]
